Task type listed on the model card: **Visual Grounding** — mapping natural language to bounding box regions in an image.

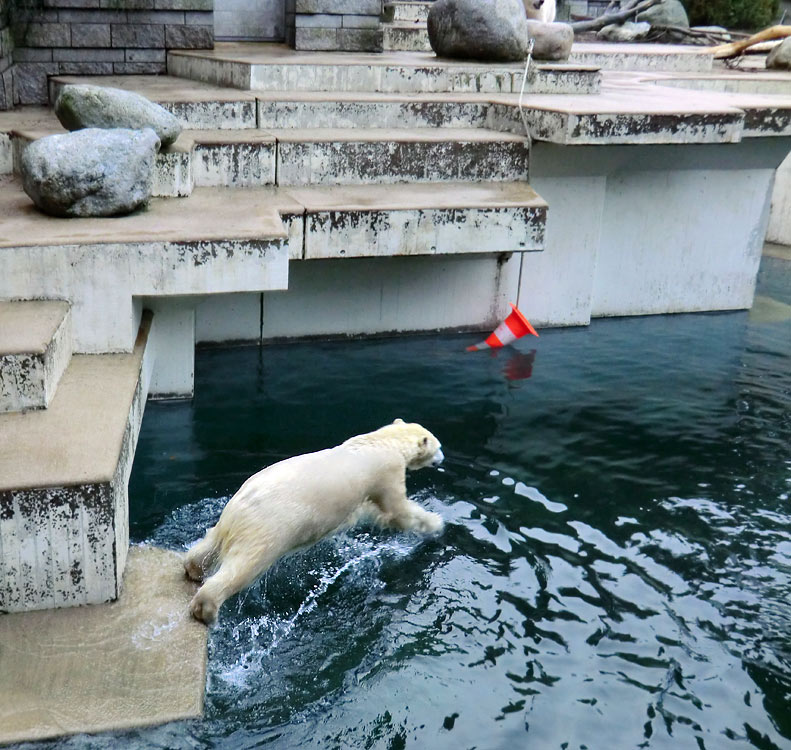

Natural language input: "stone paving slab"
[0,545,207,745]
[0,300,69,356]
[0,176,287,248]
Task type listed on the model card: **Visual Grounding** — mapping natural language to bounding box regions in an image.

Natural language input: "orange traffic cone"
[466,303,538,351]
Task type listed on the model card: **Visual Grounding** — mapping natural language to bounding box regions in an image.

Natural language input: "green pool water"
[35,258,791,749]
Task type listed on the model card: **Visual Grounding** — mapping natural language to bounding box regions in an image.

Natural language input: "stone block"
[113,60,166,73]
[0,69,12,110]
[127,9,185,23]
[111,23,164,47]
[338,27,382,51]
[58,9,127,23]
[58,60,115,75]
[102,0,154,8]
[12,46,53,61]
[13,61,58,104]
[0,27,14,58]
[342,13,380,28]
[294,25,337,50]
[42,0,100,7]
[296,0,381,13]
[185,10,213,24]
[9,8,59,23]
[14,22,70,48]
[296,13,342,27]
[53,46,124,61]
[165,23,212,47]
[155,0,213,9]
[71,23,111,47]
[125,46,166,61]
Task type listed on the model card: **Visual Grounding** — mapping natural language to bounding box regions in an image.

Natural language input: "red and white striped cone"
[466,303,539,352]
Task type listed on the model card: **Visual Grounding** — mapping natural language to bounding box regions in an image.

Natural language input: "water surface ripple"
[26,268,791,750]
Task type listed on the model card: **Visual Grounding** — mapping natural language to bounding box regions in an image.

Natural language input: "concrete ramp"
[0,546,207,746]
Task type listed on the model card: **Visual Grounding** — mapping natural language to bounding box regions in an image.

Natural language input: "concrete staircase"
[0,306,154,613]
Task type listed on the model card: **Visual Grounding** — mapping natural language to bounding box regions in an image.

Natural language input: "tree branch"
[570,0,662,33]
[704,25,791,59]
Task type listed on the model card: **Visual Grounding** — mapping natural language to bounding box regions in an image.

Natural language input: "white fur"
[185,419,444,624]
[523,0,556,23]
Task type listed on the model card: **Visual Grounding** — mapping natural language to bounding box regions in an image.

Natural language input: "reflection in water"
[33,270,790,750]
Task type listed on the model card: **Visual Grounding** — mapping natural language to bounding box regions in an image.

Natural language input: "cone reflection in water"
[466,303,538,352]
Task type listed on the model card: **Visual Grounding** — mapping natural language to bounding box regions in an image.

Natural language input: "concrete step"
[257,91,491,129]
[382,21,431,53]
[49,75,260,131]
[568,43,714,73]
[0,300,72,414]
[288,180,547,259]
[0,175,290,353]
[273,127,529,186]
[0,312,153,613]
[167,43,601,96]
[382,1,431,23]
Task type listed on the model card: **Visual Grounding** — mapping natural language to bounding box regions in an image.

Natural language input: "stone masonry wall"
[8,0,214,106]
[0,0,13,108]
[286,0,383,52]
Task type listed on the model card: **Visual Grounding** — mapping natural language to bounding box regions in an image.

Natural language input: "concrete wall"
[7,0,214,106]
[215,0,283,41]
[520,139,789,326]
[285,0,383,52]
[768,151,791,246]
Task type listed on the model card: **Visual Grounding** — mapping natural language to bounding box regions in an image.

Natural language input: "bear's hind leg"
[189,549,277,625]
[184,525,221,582]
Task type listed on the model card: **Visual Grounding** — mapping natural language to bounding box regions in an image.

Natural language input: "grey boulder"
[767,37,791,70]
[55,84,181,148]
[527,20,574,61]
[21,127,160,218]
[428,0,529,62]
[636,0,689,27]
[597,21,651,42]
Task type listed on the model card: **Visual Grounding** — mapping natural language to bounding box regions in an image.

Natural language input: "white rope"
[517,38,535,145]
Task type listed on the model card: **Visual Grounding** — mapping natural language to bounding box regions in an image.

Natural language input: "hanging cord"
[517,38,535,146]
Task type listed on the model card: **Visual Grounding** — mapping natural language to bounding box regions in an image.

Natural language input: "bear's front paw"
[415,510,444,534]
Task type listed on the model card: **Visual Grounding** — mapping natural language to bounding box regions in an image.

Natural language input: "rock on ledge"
[55,84,182,148]
[428,0,530,62]
[21,128,160,218]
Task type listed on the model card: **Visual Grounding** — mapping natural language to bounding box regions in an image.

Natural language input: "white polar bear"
[523,0,556,23]
[185,419,445,624]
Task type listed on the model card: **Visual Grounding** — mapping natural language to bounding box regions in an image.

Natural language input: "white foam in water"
[214,531,421,688]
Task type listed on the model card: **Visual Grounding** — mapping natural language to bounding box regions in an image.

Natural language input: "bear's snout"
[430,448,444,467]
[533,0,544,7]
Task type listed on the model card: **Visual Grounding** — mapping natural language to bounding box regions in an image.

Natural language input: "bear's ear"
[393,418,404,425]
[420,436,428,447]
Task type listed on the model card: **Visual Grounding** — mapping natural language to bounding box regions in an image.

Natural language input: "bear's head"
[389,418,444,470]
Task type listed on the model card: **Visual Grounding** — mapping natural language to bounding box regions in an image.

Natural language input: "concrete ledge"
[167,43,601,95]
[0,300,72,413]
[0,313,153,612]
[0,545,207,744]
[0,178,290,352]
[287,181,546,258]
[568,42,714,73]
[274,127,529,185]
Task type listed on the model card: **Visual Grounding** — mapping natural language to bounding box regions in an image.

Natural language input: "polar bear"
[523,0,556,23]
[185,419,445,624]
